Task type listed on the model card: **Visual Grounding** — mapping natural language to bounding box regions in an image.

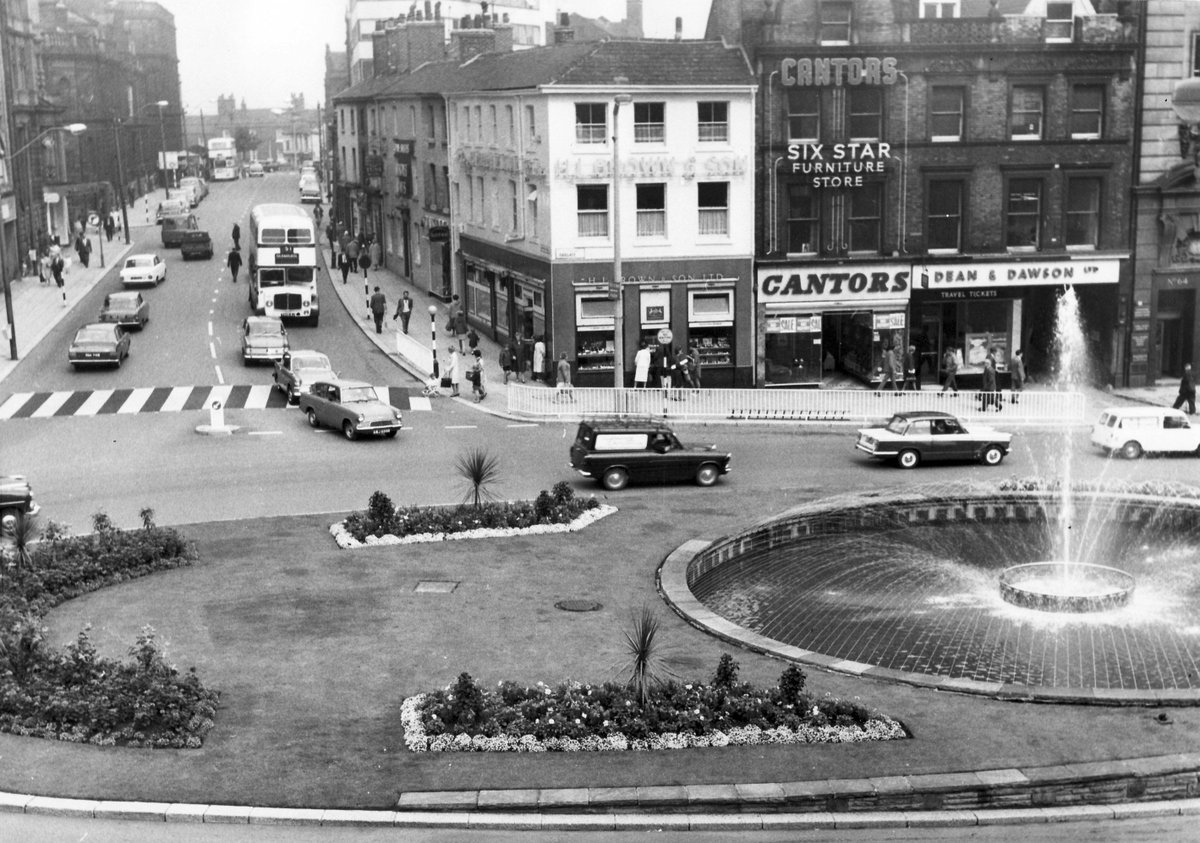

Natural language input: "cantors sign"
[779,57,899,86]
[757,264,910,304]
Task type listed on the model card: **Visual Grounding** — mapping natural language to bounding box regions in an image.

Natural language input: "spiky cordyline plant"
[455,447,501,508]
[624,604,671,707]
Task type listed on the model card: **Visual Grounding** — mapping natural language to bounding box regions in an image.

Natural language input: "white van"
[1090,406,1200,459]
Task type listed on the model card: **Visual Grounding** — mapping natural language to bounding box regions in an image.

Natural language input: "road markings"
[208,321,213,336]
[506,423,538,428]
[209,342,217,358]
[214,365,225,385]
[248,430,282,436]
[444,425,478,429]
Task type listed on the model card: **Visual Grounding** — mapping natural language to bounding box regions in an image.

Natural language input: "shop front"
[553,257,753,388]
[911,256,1123,387]
[1148,268,1198,379]
[755,262,912,387]
[459,235,551,371]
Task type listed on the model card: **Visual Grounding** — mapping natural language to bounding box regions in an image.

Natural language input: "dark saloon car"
[569,418,731,491]
[68,322,131,369]
[179,229,214,260]
[1,474,40,535]
[98,291,149,329]
[855,411,1012,469]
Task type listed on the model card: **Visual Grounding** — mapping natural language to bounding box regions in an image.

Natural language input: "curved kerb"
[656,488,1200,706]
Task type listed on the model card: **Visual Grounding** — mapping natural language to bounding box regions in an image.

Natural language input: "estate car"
[855,411,1012,469]
[1091,406,1200,459]
[98,291,149,330]
[569,418,731,491]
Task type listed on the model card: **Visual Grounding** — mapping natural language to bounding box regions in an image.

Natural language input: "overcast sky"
[156,0,713,116]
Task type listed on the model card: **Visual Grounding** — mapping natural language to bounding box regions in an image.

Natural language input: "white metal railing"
[506,385,1087,426]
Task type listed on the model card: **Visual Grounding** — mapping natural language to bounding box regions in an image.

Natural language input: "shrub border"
[330,504,617,549]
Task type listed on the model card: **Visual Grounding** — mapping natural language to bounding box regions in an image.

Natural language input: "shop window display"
[764,315,821,385]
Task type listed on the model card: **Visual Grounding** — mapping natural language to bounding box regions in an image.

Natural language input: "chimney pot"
[675,16,682,40]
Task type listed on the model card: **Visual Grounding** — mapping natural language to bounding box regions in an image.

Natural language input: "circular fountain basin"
[999,562,1135,613]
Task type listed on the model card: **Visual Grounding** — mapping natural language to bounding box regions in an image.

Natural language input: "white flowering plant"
[400,663,905,753]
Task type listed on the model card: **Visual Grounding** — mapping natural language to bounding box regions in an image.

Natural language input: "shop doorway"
[1156,289,1194,378]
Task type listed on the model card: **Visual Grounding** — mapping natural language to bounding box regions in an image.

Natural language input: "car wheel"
[1120,440,1143,460]
[306,408,320,428]
[602,467,628,491]
[981,445,1005,466]
[897,449,920,469]
[342,421,357,441]
[695,464,720,487]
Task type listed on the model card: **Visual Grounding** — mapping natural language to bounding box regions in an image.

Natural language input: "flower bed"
[399,668,905,753]
[332,483,615,548]
[0,515,219,748]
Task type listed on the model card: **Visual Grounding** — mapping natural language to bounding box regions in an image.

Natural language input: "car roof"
[245,316,283,327]
[1100,406,1184,415]
[890,411,958,421]
[106,291,141,301]
[316,378,371,389]
[579,416,674,434]
[288,349,329,361]
[125,253,157,261]
[180,229,210,237]
[76,321,115,331]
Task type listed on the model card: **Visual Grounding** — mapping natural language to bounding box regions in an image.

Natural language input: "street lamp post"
[611,93,632,389]
[0,123,88,360]
[112,121,131,244]
[150,100,169,197]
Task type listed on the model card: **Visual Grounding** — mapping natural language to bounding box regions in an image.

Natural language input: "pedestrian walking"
[338,250,351,284]
[1011,348,1026,404]
[226,247,242,283]
[38,252,50,285]
[103,214,115,243]
[676,348,695,390]
[879,345,900,391]
[555,351,575,401]
[447,295,463,341]
[633,342,652,388]
[466,327,480,353]
[393,291,414,333]
[369,286,387,334]
[689,346,703,389]
[500,344,514,383]
[470,349,487,402]
[346,236,361,273]
[942,346,959,393]
[75,234,91,268]
[326,221,336,254]
[358,249,372,279]
[369,238,381,269]
[51,250,66,304]
[514,338,528,383]
[902,344,920,391]
[532,336,546,382]
[447,346,462,396]
[979,357,1002,412]
[231,222,241,250]
[1174,363,1197,415]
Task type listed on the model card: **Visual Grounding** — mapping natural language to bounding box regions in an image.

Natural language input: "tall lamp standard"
[0,123,88,361]
[610,92,632,389]
[147,100,169,197]
[112,120,131,244]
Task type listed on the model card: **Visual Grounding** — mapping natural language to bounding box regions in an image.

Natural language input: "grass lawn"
[3,489,1199,809]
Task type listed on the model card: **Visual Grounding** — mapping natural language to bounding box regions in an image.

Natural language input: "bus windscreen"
[258,267,315,287]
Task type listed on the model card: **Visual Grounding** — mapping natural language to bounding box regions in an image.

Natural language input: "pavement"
[4,216,1200,831]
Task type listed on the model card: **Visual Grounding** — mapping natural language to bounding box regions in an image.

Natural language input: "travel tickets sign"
[782,142,890,187]
[915,258,1121,289]
[756,264,910,304]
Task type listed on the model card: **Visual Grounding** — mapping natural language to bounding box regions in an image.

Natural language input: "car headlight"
[356,414,365,422]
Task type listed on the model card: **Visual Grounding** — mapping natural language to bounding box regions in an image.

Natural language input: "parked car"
[179,176,206,205]
[68,322,130,369]
[273,349,335,404]
[297,379,402,440]
[1091,406,1200,459]
[241,316,288,364]
[155,197,188,222]
[179,229,214,260]
[855,410,1012,469]
[246,162,264,178]
[118,254,166,287]
[299,177,321,203]
[161,213,199,247]
[569,418,731,491]
[98,291,149,330]
[0,474,39,536]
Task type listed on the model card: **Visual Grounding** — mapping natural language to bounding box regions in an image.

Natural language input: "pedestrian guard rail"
[507,385,1087,426]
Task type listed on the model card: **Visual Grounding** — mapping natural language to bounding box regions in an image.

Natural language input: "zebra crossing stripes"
[0,385,426,420]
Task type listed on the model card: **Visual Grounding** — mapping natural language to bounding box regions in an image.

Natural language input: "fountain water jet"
[996,287,1136,614]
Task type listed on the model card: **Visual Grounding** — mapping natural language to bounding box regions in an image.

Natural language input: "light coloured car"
[155,197,188,222]
[1091,406,1200,459]
[68,322,130,369]
[119,254,166,287]
[247,162,264,178]
[299,176,321,204]
[179,176,206,204]
[241,316,288,364]
[273,349,335,404]
[98,291,149,330]
[856,411,1012,469]
[298,379,402,440]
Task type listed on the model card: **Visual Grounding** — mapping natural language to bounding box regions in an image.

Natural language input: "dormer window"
[820,1,852,45]
[1046,2,1074,42]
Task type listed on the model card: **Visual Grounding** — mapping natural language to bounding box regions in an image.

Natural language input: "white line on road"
[209,342,216,358]
[214,366,224,385]
[506,423,538,428]
[208,321,213,336]
[444,425,478,429]
[248,431,283,436]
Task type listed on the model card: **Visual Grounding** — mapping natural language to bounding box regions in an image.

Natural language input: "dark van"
[179,229,214,260]
[161,213,199,247]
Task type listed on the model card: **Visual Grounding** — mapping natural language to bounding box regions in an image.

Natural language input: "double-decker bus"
[248,204,319,326]
[207,136,238,181]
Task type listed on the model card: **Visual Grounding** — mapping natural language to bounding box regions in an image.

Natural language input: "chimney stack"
[675,17,683,40]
